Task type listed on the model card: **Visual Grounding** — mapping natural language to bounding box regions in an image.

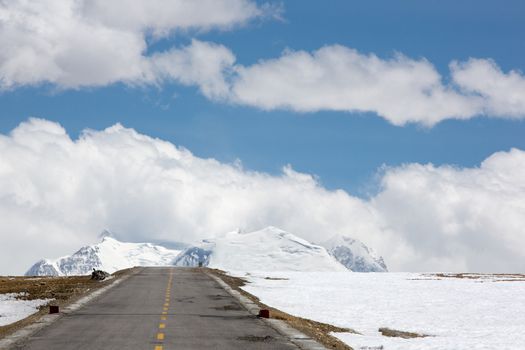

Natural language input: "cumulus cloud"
[0,0,267,88]
[373,150,525,272]
[1,119,524,274]
[451,58,525,118]
[229,46,525,126]
[231,46,482,126]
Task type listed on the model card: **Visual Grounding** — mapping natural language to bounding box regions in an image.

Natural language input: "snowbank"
[0,293,51,326]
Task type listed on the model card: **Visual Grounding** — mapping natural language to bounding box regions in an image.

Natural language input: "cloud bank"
[1,119,524,274]
[2,2,525,126]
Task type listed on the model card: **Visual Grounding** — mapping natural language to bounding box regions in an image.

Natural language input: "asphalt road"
[13,267,299,350]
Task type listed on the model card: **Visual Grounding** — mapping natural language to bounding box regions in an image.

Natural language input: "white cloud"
[150,40,236,99]
[82,0,265,36]
[1,119,524,274]
[231,46,480,126]
[451,58,525,118]
[230,46,525,126]
[0,0,267,88]
[373,149,525,272]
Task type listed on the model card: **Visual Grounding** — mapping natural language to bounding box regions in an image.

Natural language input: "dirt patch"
[264,277,289,280]
[424,273,525,282]
[0,268,137,339]
[206,268,357,350]
[379,327,429,339]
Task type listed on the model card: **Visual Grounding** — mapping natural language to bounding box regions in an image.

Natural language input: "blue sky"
[1,0,524,196]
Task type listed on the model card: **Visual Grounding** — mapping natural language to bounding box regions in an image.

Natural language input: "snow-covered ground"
[0,293,51,326]
[232,271,525,350]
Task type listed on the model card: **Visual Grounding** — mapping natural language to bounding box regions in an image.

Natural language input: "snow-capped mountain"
[26,227,387,275]
[174,227,347,272]
[172,245,212,267]
[319,235,388,272]
[26,235,181,276]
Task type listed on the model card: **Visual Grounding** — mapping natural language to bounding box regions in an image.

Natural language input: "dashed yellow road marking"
[154,269,174,349]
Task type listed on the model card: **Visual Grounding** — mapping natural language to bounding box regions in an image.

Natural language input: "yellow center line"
[154,270,173,350]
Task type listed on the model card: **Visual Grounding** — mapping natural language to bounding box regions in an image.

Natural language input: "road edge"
[0,268,142,349]
[205,270,327,350]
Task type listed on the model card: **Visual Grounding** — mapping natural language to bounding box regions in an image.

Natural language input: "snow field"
[233,272,525,350]
[0,293,51,326]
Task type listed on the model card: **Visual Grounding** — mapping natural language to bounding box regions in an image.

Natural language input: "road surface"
[13,267,299,349]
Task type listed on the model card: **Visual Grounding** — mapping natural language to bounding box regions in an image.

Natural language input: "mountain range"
[26,227,387,275]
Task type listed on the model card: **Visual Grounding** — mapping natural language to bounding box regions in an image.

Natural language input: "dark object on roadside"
[49,305,59,314]
[91,268,110,281]
[258,309,270,318]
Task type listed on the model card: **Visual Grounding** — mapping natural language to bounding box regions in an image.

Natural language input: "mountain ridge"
[26,227,388,275]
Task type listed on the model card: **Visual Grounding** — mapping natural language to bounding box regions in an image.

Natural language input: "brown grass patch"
[0,268,137,339]
[206,268,357,350]
[379,327,429,339]
[430,273,525,281]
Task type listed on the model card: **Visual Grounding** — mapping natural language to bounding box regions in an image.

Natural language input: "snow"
[186,227,348,272]
[0,293,51,326]
[233,271,525,350]
[26,236,181,276]
[319,235,388,272]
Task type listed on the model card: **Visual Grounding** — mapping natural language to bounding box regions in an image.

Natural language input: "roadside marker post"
[258,309,270,318]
